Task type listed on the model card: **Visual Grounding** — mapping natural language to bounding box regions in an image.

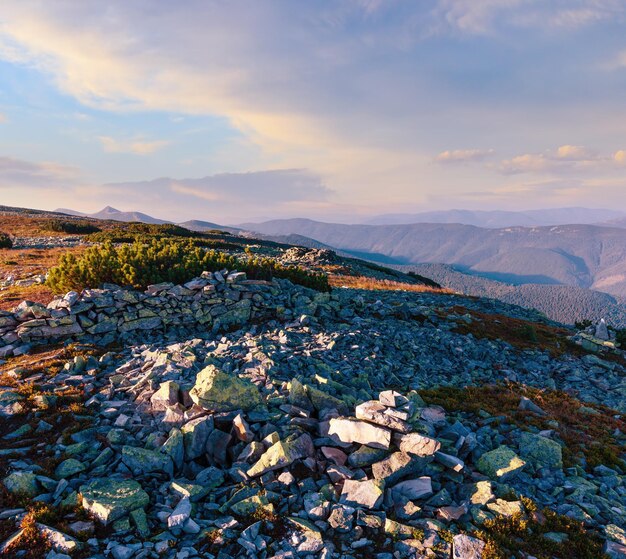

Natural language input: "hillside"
[402,263,626,327]
[242,219,626,298]
[0,205,624,558]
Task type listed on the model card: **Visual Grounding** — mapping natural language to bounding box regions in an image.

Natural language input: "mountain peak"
[100,206,121,214]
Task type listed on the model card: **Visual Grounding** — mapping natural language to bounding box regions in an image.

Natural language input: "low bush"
[46,220,101,234]
[47,239,330,293]
[0,231,12,249]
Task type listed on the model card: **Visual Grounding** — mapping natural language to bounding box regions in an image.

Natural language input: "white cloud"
[0,113,6,123]
[555,144,596,161]
[498,145,609,174]
[435,148,494,163]
[98,136,169,155]
[432,0,625,35]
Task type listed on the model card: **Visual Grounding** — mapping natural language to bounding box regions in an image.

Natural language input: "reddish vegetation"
[420,383,626,470]
[329,274,449,294]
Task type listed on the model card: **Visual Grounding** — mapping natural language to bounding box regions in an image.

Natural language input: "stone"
[189,365,263,411]
[372,452,425,485]
[287,517,324,553]
[477,446,526,481]
[181,416,213,460]
[121,445,174,476]
[328,418,391,449]
[487,499,524,517]
[355,400,410,432]
[340,478,385,509]
[161,428,184,470]
[519,396,546,415]
[3,471,39,497]
[390,477,433,500]
[434,451,464,472]
[0,390,24,417]
[596,319,609,340]
[452,534,485,559]
[54,459,86,479]
[206,429,232,464]
[379,390,408,408]
[393,432,441,456]
[80,479,149,525]
[150,381,180,411]
[247,433,314,477]
[289,377,314,411]
[518,433,563,470]
[468,481,494,505]
[38,524,79,553]
[168,497,192,529]
[232,413,254,443]
[348,445,388,467]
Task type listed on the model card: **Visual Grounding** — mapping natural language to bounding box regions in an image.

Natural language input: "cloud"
[555,144,596,160]
[0,113,6,123]
[98,136,169,155]
[497,145,608,175]
[107,169,331,205]
[431,0,625,35]
[0,155,82,189]
[435,148,494,163]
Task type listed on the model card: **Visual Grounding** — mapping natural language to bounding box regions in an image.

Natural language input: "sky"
[1,0,626,224]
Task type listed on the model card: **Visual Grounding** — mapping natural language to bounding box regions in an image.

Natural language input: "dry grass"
[0,246,85,277]
[0,284,55,311]
[329,274,450,294]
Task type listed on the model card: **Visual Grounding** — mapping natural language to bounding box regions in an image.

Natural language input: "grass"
[420,383,626,471]
[329,274,450,293]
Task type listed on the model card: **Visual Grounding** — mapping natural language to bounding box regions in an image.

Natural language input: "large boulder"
[247,433,314,477]
[328,418,391,450]
[80,479,149,525]
[3,471,39,497]
[340,478,385,509]
[189,365,263,412]
[121,446,174,477]
[518,433,563,470]
[477,446,526,481]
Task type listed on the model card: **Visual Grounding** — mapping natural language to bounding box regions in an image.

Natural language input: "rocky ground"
[0,281,625,558]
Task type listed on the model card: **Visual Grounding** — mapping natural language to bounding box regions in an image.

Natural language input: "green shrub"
[47,239,330,293]
[46,220,101,234]
[0,232,12,249]
[517,323,538,343]
[574,319,593,330]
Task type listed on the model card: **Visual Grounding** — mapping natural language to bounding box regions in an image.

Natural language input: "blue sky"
[1,0,626,223]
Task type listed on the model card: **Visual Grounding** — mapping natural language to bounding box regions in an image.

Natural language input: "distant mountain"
[241,218,626,298]
[365,207,624,227]
[54,206,169,224]
[178,220,240,235]
[597,216,626,229]
[55,207,87,217]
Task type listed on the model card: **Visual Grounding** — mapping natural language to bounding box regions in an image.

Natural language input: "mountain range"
[52,205,626,324]
[365,207,625,227]
[55,206,169,225]
[241,218,626,298]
